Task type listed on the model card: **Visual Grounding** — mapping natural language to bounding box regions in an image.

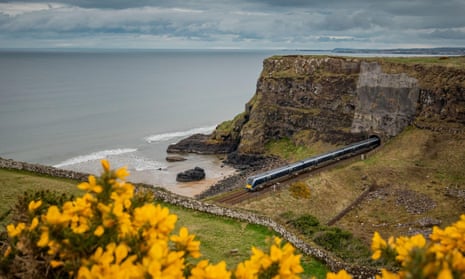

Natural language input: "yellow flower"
[94,225,105,237]
[133,204,177,237]
[189,260,231,279]
[170,227,201,258]
[375,269,400,279]
[250,246,273,270]
[451,249,465,272]
[327,270,352,279]
[29,217,39,231]
[437,266,453,279]
[235,260,259,279]
[278,244,303,277]
[6,222,26,238]
[115,167,129,180]
[78,175,102,193]
[371,232,387,260]
[115,243,129,264]
[101,159,110,172]
[28,200,42,212]
[394,234,426,264]
[50,260,64,268]
[37,230,50,247]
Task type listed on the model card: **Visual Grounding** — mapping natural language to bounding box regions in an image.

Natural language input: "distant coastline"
[292,47,465,56]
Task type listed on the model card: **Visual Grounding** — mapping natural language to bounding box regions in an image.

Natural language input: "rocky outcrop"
[167,134,237,154]
[170,56,465,156]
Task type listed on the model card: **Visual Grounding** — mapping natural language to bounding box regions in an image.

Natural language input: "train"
[245,136,381,191]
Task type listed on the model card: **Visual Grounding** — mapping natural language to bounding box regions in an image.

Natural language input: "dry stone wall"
[0,157,89,181]
[0,157,378,278]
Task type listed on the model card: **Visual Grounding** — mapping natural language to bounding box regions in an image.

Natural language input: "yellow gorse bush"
[370,215,465,279]
[2,160,304,279]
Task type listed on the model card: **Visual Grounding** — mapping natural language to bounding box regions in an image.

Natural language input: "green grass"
[265,138,315,161]
[0,168,83,228]
[379,56,465,68]
[0,168,328,277]
[268,55,465,69]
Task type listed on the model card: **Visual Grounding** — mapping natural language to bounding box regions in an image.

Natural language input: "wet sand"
[128,154,238,196]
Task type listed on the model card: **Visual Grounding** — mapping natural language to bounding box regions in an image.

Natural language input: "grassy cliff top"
[268,55,465,69]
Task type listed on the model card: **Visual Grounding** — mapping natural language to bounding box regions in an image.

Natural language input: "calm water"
[0,49,291,194]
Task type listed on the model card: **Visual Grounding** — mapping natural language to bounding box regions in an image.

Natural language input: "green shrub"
[312,228,352,250]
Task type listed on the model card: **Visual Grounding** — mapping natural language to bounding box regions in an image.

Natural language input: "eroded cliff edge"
[168,56,465,156]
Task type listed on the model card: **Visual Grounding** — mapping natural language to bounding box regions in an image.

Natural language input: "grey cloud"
[425,29,465,40]
[0,0,464,49]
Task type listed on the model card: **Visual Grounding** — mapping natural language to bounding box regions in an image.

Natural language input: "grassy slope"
[238,127,465,264]
[0,169,83,227]
[0,168,327,278]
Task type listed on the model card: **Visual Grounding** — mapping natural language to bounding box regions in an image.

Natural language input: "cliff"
[169,56,465,156]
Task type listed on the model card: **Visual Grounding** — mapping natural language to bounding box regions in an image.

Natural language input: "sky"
[0,0,464,49]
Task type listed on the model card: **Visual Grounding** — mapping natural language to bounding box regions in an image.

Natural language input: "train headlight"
[246,184,252,189]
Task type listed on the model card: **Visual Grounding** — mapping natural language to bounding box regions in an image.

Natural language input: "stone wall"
[0,157,89,181]
[0,157,378,278]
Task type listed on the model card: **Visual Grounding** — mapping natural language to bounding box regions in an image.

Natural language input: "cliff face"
[352,62,419,137]
[220,56,465,154]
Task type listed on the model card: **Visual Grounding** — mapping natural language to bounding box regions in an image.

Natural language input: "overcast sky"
[0,0,464,49]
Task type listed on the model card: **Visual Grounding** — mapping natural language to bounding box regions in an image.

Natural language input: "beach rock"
[166,155,187,162]
[176,167,206,182]
[167,134,238,154]
[224,151,268,169]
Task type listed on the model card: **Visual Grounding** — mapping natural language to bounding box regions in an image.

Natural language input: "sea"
[0,49,299,196]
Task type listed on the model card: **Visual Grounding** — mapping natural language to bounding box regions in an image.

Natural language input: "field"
[0,168,327,278]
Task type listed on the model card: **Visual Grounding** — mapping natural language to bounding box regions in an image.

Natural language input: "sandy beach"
[63,153,238,197]
[128,154,238,197]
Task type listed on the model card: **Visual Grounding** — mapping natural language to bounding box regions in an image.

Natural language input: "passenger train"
[245,136,380,191]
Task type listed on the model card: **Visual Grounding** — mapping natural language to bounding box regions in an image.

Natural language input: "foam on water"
[130,156,167,171]
[53,148,137,168]
[144,126,216,143]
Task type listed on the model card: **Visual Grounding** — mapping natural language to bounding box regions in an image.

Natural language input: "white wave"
[53,148,137,168]
[131,157,167,171]
[145,125,216,143]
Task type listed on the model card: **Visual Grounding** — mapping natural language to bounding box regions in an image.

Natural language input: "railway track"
[214,174,292,205]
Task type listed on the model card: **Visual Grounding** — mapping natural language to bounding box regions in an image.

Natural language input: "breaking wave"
[145,126,216,143]
[53,148,137,168]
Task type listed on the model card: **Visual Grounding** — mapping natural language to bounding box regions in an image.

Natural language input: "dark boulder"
[176,167,206,182]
